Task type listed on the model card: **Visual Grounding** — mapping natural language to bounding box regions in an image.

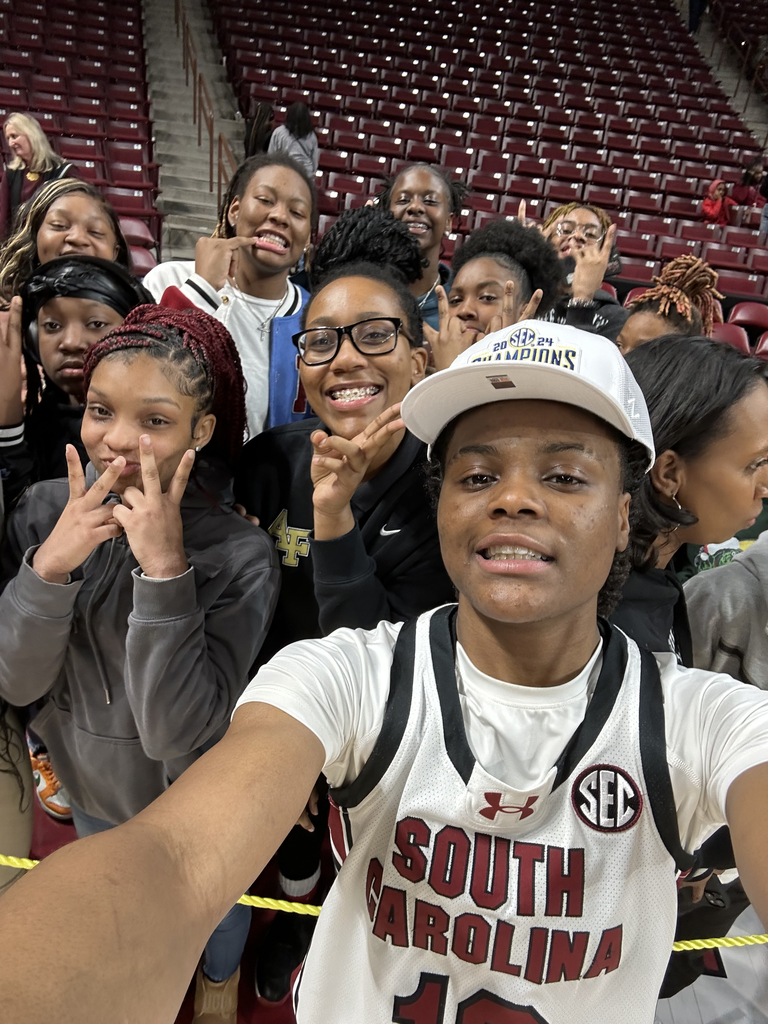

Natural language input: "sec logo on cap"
[571,764,642,833]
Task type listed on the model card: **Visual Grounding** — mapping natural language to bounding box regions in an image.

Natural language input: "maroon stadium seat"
[754,332,768,360]
[715,272,765,300]
[701,244,747,270]
[711,322,751,354]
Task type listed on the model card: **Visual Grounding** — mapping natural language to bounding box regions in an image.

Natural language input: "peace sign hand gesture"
[310,404,405,540]
[481,284,544,339]
[32,445,126,584]
[110,435,195,579]
[423,285,476,372]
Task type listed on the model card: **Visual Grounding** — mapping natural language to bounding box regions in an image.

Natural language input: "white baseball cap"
[401,320,655,466]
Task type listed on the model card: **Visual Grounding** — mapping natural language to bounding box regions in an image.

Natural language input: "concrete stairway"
[142,0,245,260]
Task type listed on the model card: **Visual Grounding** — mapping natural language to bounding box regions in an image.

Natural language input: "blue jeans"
[760,204,768,238]
[71,804,251,982]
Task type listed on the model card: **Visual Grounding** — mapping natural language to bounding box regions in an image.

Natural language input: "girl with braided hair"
[617,255,723,354]
[144,153,316,438]
[0,304,280,1024]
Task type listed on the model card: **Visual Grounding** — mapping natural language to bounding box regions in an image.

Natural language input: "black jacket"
[0,386,87,511]
[545,288,629,343]
[235,418,455,663]
[610,566,693,667]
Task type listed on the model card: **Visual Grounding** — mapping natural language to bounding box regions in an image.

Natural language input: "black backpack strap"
[329,617,417,808]
[638,647,696,873]
[553,620,627,789]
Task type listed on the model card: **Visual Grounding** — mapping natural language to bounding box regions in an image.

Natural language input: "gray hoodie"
[0,460,280,823]
[684,532,768,688]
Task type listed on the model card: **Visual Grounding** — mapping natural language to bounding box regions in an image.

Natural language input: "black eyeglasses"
[292,317,411,365]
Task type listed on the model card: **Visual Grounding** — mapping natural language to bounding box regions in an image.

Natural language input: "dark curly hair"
[310,205,426,290]
[450,219,565,316]
[424,415,648,618]
[302,261,424,349]
[376,163,470,216]
[82,305,247,464]
[625,335,768,569]
[213,152,317,237]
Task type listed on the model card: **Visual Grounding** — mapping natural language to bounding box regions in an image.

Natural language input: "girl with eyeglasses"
[539,202,628,342]
[234,209,455,1006]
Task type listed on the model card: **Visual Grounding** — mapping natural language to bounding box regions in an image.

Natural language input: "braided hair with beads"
[627,254,723,337]
[82,305,247,465]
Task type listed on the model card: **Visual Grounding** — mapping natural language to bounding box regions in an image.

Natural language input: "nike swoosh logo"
[380,526,401,536]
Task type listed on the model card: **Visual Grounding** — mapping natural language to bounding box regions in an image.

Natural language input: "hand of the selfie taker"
[571,223,617,302]
[430,285,477,371]
[111,435,193,579]
[311,404,404,525]
[234,503,260,528]
[297,786,320,832]
[0,297,24,426]
[33,446,125,584]
[195,235,259,292]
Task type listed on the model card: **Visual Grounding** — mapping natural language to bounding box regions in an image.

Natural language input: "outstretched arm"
[0,702,324,1024]
[727,761,768,928]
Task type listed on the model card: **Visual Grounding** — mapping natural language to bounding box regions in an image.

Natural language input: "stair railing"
[198,77,215,192]
[175,0,216,193]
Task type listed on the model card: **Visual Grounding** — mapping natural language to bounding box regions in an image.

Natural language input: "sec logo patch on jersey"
[571,764,642,833]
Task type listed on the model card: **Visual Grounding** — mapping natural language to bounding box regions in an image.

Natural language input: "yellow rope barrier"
[3,854,766,941]
[0,853,321,916]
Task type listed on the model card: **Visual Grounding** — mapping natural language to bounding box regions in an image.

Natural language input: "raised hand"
[0,297,24,427]
[424,285,478,372]
[481,284,544,339]
[310,404,404,539]
[32,445,126,584]
[570,223,617,303]
[111,435,194,579]
[194,235,261,292]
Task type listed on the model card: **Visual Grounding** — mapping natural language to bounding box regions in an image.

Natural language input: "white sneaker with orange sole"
[29,749,72,822]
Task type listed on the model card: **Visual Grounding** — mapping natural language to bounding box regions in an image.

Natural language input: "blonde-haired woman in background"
[1,113,77,239]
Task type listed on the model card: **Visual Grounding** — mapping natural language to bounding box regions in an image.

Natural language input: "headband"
[21,255,154,359]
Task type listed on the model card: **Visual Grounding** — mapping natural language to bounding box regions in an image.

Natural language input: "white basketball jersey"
[294,606,693,1024]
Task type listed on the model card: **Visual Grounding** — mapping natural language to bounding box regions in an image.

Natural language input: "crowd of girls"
[0,147,767,1021]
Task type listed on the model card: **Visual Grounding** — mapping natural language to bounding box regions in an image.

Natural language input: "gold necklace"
[26,171,40,182]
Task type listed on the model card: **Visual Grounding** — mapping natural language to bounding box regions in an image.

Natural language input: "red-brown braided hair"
[628,255,723,337]
[82,304,246,465]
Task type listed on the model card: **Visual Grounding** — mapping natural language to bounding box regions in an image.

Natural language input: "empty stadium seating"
[0,0,162,252]
[211,0,768,300]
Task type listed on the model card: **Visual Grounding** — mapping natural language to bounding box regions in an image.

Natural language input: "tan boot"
[193,964,239,1024]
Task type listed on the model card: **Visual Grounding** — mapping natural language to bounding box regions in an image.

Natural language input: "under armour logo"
[479,792,538,821]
